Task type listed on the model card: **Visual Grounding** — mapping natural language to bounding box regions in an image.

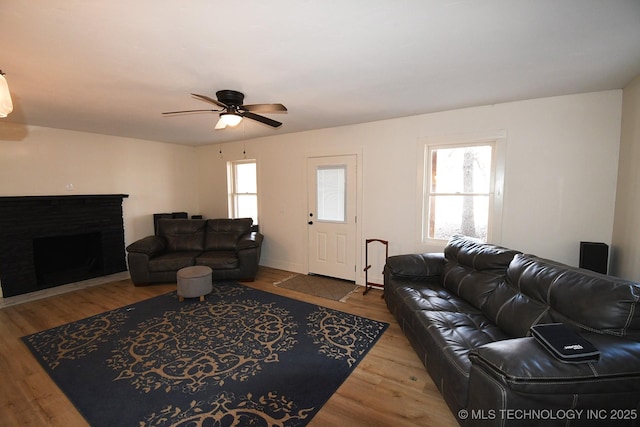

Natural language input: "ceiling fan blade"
[191,93,228,108]
[162,109,220,115]
[240,103,287,113]
[241,111,282,128]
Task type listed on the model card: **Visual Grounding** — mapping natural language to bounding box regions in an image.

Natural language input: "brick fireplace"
[0,194,128,298]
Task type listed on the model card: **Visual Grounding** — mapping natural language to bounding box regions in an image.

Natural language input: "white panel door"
[307,155,357,281]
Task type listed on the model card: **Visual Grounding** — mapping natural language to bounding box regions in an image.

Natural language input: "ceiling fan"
[162,90,287,129]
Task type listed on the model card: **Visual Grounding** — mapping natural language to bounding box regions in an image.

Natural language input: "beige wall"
[196,90,623,283]
[0,90,625,285]
[611,75,640,281]
[0,124,200,245]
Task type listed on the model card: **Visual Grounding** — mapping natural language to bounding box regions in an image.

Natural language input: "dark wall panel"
[0,194,128,297]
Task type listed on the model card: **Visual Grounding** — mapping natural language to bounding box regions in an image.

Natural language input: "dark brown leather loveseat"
[384,235,640,426]
[126,218,263,284]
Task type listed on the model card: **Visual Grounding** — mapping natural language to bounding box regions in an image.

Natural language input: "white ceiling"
[2,0,640,146]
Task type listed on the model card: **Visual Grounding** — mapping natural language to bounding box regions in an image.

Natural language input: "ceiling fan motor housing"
[216,90,244,107]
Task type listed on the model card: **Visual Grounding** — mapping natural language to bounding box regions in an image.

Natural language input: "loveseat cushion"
[204,218,253,251]
[196,251,239,270]
[484,254,640,338]
[442,235,521,311]
[148,251,199,272]
[157,219,206,252]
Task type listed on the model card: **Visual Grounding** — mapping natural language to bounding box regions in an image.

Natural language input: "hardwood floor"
[0,267,458,427]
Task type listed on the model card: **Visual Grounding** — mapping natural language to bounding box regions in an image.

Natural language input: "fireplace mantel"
[0,194,129,203]
[0,194,129,297]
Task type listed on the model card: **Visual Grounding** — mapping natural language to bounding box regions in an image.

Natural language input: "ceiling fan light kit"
[215,112,243,129]
[163,89,287,130]
[0,70,13,118]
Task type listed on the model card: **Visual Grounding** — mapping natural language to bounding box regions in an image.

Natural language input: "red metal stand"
[363,239,388,295]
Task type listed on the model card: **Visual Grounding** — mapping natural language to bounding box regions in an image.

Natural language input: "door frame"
[305,148,364,285]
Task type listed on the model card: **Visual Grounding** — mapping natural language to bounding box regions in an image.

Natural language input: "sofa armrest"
[126,235,166,257]
[469,335,640,395]
[237,232,263,250]
[466,336,640,426]
[384,252,445,281]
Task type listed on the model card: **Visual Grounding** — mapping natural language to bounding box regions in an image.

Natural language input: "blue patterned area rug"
[22,282,388,427]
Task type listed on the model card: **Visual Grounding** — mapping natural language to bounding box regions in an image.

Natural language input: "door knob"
[308,221,313,225]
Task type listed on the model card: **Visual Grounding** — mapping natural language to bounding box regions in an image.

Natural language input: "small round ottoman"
[177,266,213,302]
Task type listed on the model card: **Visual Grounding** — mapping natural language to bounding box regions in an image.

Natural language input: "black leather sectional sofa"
[126,218,263,284]
[384,235,640,426]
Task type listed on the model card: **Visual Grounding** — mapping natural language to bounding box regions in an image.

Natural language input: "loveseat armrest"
[384,252,445,281]
[237,232,264,250]
[126,235,167,257]
[235,232,263,281]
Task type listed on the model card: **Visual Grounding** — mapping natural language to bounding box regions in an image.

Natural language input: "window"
[316,166,347,222]
[420,136,505,244]
[228,160,258,224]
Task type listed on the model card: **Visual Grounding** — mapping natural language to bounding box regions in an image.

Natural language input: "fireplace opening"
[33,232,104,289]
[0,194,128,298]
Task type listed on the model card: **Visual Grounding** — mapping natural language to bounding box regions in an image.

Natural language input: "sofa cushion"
[148,251,199,272]
[485,254,640,338]
[415,310,510,410]
[157,219,206,252]
[419,310,510,371]
[204,218,253,251]
[442,235,521,311]
[385,279,484,342]
[444,234,521,271]
[483,280,552,337]
[392,281,482,313]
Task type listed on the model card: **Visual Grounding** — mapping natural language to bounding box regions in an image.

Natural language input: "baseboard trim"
[0,271,131,309]
[260,259,305,275]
